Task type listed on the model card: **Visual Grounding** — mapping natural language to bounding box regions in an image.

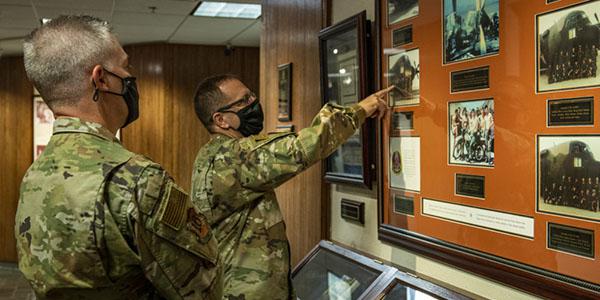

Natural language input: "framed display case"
[319,11,374,187]
[292,240,467,300]
[375,0,600,298]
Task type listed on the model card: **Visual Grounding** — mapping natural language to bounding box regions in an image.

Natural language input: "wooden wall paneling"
[122,43,259,191]
[0,57,33,262]
[261,0,326,265]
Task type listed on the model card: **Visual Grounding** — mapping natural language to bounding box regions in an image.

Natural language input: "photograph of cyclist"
[449,99,494,167]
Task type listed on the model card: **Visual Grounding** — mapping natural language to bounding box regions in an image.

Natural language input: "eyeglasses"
[216,92,257,112]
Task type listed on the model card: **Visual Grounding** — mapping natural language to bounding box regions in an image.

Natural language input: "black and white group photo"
[538,136,600,221]
[443,0,500,63]
[537,1,600,92]
[449,99,494,167]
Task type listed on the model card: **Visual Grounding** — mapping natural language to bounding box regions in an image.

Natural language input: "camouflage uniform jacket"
[15,117,222,300]
[191,104,367,299]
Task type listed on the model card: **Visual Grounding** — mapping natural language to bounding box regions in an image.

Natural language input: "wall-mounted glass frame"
[319,11,374,188]
[375,0,600,298]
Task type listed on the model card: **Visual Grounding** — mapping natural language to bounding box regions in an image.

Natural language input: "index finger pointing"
[375,85,395,97]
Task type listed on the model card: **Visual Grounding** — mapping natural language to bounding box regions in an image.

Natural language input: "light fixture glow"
[41,18,52,24]
[192,2,261,19]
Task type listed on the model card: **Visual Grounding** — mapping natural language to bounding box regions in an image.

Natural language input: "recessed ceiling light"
[192,1,261,19]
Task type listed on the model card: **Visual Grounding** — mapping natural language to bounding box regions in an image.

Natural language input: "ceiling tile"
[35,7,112,21]
[33,0,112,12]
[115,0,200,16]
[0,5,39,29]
[230,20,259,47]
[111,11,184,27]
[169,16,256,45]
[113,24,174,45]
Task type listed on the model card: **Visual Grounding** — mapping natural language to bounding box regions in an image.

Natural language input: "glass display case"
[292,241,467,300]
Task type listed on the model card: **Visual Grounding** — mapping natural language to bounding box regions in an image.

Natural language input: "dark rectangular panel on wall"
[121,43,259,191]
[261,0,326,265]
[0,57,33,262]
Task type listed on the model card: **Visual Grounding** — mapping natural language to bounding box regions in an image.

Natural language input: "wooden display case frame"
[374,0,600,299]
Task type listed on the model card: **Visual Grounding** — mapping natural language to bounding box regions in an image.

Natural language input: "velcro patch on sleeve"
[159,185,188,231]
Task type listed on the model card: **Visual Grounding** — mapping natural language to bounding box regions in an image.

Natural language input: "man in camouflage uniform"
[15,15,221,299]
[190,74,392,299]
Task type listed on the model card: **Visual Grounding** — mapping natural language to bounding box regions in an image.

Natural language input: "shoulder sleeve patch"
[159,184,188,231]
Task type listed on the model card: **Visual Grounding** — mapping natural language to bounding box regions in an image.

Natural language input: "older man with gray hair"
[15,15,221,299]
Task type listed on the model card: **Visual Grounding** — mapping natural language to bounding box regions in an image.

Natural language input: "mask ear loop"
[91,80,99,101]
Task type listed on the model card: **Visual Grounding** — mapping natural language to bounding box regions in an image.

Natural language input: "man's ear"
[212,112,230,129]
[91,65,109,91]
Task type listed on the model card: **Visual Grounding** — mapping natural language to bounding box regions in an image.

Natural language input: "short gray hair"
[23,15,118,108]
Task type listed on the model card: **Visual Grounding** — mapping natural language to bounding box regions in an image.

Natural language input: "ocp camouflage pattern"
[191,103,367,300]
[15,117,222,299]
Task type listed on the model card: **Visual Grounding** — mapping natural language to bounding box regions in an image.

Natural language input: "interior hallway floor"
[0,263,34,299]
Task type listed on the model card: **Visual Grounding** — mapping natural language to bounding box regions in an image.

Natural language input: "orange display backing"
[380,0,600,285]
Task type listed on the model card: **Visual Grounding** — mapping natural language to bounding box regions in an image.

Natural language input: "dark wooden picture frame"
[374,0,600,298]
[319,11,374,188]
[278,63,292,122]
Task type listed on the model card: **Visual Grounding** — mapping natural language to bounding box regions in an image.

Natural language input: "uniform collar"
[211,133,235,141]
[53,117,120,143]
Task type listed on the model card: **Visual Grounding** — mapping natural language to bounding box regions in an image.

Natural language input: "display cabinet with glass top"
[292,241,468,300]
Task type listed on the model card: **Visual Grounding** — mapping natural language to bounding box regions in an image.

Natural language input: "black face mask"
[95,69,139,128]
[218,99,264,137]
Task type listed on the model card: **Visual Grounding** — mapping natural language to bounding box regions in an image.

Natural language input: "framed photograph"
[448,98,494,167]
[278,63,292,121]
[387,48,419,106]
[387,0,418,26]
[537,135,600,222]
[33,96,55,160]
[443,0,500,64]
[536,0,600,93]
[319,11,374,187]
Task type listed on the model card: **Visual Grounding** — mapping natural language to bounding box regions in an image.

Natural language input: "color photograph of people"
[538,137,600,220]
[449,99,494,166]
[537,1,600,91]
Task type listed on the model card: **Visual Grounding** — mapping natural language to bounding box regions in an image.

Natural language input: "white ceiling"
[0,0,262,56]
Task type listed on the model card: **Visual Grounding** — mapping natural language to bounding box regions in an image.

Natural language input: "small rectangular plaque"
[392,25,413,48]
[393,194,414,216]
[391,111,414,135]
[547,97,594,126]
[422,198,534,238]
[451,66,490,93]
[548,223,594,258]
[455,174,485,199]
[341,199,364,224]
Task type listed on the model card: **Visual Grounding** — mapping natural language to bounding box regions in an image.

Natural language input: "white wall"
[328,1,539,299]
